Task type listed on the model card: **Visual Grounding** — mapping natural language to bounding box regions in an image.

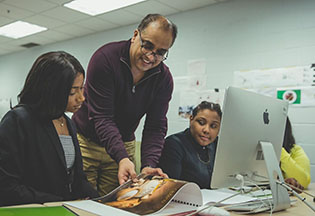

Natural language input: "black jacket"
[0,106,98,206]
[158,129,217,189]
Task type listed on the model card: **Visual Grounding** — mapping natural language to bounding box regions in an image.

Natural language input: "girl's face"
[189,109,221,147]
[66,73,85,113]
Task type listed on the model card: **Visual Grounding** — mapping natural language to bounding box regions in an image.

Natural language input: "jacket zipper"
[120,57,161,94]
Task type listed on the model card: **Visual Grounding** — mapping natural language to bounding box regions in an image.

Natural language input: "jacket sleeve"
[141,69,173,168]
[280,146,311,188]
[0,110,62,206]
[85,51,128,163]
[158,135,184,179]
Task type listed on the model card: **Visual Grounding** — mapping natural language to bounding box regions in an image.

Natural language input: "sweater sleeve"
[280,146,311,188]
[85,50,128,163]
[158,135,184,179]
[141,68,173,168]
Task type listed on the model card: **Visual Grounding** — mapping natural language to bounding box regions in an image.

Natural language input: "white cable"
[235,174,245,192]
[229,174,270,214]
[244,179,273,216]
[235,174,273,215]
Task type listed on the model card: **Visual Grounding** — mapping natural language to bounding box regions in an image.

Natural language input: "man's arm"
[85,50,136,185]
[85,51,129,163]
[141,68,174,169]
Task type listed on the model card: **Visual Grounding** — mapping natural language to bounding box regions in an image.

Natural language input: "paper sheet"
[64,200,137,216]
[201,189,258,205]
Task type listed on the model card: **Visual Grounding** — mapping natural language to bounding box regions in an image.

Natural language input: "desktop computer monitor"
[210,87,290,211]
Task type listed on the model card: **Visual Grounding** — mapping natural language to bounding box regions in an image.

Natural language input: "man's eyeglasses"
[138,29,169,61]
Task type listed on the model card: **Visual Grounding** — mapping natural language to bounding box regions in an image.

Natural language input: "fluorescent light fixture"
[0,21,47,39]
[64,0,146,16]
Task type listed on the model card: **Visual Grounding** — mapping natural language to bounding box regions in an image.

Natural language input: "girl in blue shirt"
[158,101,222,188]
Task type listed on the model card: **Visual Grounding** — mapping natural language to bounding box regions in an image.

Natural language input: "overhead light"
[0,21,47,39]
[64,0,146,16]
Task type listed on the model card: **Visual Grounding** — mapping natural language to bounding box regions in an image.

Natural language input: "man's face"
[130,22,173,73]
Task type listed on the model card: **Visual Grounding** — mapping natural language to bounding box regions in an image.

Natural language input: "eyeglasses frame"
[137,29,169,61]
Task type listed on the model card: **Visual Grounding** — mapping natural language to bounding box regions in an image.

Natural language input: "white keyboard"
[225,200,272,213]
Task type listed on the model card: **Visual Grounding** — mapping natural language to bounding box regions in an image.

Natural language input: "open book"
[63,174,260,215]
[64,173,202,215]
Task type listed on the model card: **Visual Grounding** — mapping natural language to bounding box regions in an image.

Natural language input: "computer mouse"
[197,206,230,216]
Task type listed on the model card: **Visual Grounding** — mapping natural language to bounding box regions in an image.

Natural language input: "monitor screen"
[211,87,289,189]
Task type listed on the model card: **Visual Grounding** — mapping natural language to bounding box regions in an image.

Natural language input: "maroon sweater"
[72,40,173,168]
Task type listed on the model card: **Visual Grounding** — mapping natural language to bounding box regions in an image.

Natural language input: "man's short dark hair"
[18,51,85,120]
[138,13,178,46]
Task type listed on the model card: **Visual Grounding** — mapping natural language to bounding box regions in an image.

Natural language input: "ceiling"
[0,0,224,56]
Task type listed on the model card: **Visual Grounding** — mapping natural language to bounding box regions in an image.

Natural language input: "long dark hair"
[283,117,295,153]
[191,101,222,120]
[18,51,85,120]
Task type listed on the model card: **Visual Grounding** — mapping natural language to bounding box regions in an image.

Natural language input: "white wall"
[0,0,314,182]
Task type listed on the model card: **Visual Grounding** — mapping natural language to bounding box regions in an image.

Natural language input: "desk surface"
[64,183,315,216]
[230,183,315,216]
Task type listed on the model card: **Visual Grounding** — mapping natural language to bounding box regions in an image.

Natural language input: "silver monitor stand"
[259,141,290,211]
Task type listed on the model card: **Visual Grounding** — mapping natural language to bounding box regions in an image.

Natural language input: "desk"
[2,184,314,215]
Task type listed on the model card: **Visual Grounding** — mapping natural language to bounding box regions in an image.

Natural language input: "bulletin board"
[174,61,315,120]
[175,59,224,119]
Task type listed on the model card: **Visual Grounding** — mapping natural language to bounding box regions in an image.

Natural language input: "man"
[72,14,178,195]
